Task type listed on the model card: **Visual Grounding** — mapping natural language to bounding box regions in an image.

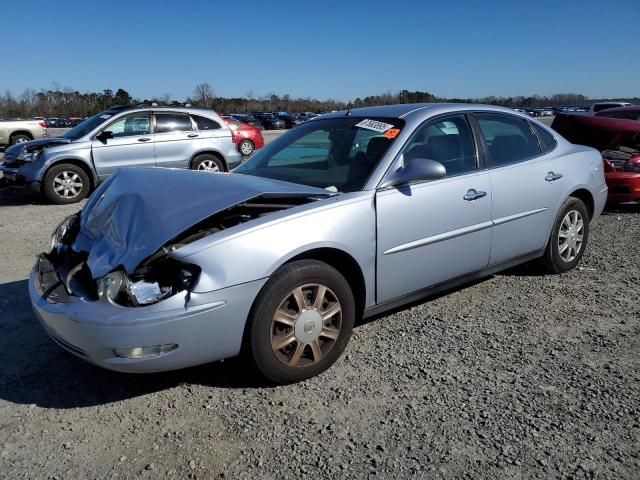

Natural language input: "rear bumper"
[29,257,267,373]
[605,172,640,203]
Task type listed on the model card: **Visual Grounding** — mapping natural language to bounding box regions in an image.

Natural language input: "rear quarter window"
[193,115,221,130]
[531,123,557,153]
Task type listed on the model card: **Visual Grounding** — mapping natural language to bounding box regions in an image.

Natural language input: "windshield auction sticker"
[355,119,394,133]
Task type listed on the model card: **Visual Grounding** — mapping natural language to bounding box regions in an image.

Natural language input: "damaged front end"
[39,193,324,308]
[39,212,201,308]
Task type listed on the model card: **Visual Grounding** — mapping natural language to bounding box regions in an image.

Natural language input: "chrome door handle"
[545,171,563,182]
[138,137,151,142]
[187,133,199,138]
[463,189,487,201]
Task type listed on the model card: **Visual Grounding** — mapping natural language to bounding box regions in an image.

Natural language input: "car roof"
[316,103,528,120]
[595,105,639,114]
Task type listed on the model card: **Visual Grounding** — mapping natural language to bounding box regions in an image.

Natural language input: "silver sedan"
[30,103,607,384]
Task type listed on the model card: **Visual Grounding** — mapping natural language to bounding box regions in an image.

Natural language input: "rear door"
[473,112,567,264]
[153,112,200,168]
[91,112,154,179]
[190,114,230,153]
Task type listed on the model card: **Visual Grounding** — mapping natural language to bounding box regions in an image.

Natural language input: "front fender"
[171,194,377,305]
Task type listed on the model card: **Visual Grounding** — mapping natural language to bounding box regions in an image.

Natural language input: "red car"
[552,112,640,204]
[221,116,264,156]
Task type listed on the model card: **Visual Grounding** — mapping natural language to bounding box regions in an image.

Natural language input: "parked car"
[29,103,606,384]
[588,102,632,115]
[221,116,265,155]
[594,105,640,122]
[275,113,304,128]
[0,118,47,146]
[47,117,60,128]
[253,113,286,130]
[552,112,640,203]
[0,106,241,204]
[228,114,264,130]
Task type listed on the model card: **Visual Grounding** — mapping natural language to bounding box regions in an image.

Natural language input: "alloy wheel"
[197,160,220,172]
[53,171,83,199]
[270,283,342,368]
[558,209,584,262]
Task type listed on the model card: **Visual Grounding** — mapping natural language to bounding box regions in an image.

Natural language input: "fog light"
[113,344,178,359]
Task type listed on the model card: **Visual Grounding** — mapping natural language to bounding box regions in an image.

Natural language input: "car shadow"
[0,187,44,206]
[0,278,274,409]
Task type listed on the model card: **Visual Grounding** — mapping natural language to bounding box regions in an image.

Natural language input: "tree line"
[1,83,637,119]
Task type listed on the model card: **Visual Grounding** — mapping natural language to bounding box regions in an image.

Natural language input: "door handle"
[187,133,199,138]
[545,171,563,182]
[463,189,487,201]
[138,137,151,142]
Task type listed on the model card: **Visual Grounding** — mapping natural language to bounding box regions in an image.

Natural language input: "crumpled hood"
[73,168,330,278]
[4,137,71,156]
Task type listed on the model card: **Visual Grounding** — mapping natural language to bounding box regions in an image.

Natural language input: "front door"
[376,114,492,303]
[91,112,154,179]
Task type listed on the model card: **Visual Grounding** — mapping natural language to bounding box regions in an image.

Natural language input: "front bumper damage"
[29,252,267,372]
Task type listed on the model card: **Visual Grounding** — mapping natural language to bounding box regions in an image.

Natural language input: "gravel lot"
[1,115,639,479]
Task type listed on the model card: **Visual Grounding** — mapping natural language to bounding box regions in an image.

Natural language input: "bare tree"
[193,82,215,107]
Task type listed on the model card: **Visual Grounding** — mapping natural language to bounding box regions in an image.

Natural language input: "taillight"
[38,121,47,129]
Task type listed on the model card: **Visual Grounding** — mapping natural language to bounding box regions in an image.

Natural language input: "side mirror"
[380,157,446,189]
[96,130,114,142]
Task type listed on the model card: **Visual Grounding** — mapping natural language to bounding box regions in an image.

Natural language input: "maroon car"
[552,112,640,204]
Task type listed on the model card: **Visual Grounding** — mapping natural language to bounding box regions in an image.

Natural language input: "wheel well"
[43,160,95,190]
[10,130,33,140]
[569,189,594,220]
[191,151,228,172]
[285,248,366,319]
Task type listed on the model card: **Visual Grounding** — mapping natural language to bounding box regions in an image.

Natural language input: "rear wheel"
[42,163,91,204]
[539,197,589,273]
[248,260,355,384]
[238,139,255,156]
[10,133,31,145]
[192,154,224,172]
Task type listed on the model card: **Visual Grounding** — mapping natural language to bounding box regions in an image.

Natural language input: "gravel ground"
[0,187,638,479]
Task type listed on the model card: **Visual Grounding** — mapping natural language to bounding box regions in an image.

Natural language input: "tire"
[42,163,91,204]
[10,133,31,145]
[238,139,255,156]
[191,154,225,172]
[248,260,355,384]
[539,196,590,273]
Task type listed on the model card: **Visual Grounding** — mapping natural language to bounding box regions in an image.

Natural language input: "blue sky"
[3,0,638,101]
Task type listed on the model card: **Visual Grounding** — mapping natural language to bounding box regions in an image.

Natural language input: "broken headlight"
[97,260,199,307]
[50,213,80,253]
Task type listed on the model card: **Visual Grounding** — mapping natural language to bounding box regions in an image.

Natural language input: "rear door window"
[475,113,541,167]
[155,113,193,133]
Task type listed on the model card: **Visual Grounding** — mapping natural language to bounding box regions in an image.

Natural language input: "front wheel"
[248,260,355,384]
[42,164,91,204]
[539,196,590,273]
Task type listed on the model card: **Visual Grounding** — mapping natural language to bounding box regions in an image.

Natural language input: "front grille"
[38,255,70,303]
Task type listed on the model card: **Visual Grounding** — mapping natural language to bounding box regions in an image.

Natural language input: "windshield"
[62,111,114,140]
[235,117,404,192]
